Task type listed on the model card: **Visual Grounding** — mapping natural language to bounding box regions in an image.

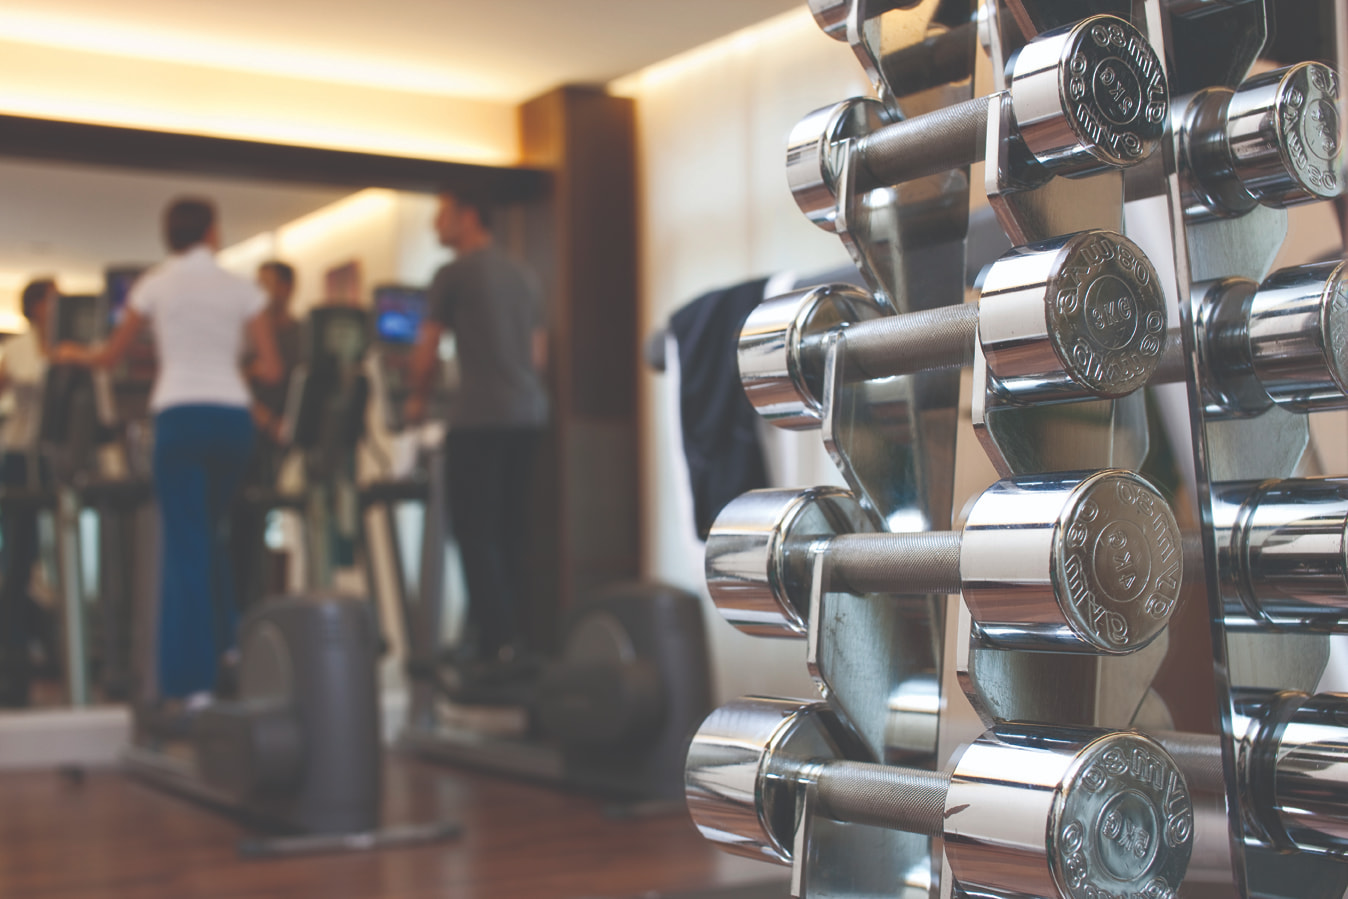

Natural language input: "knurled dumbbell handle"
[1154,731,1225,795]
[842,302,980,381]
[853,95,992,193]
[846,307,1189,390]
[1152,332,1188,385]
[814,760,953,837]
[826,531,963,596]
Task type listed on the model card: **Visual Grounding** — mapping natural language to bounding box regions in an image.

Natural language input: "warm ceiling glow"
[216,232,279,277]
[275,190,400,255]
[0,8,500,100]
[0,90,516,166]
[610,7,816,96]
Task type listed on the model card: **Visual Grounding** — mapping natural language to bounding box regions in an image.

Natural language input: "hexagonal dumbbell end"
[705,469,1182,654]
[738,230,1167,430]
[1184,62,1343,217]
[686,698,1194,899]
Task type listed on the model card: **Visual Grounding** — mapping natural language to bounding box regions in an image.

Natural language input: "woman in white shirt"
[0,279,55,707]
[58,198,281,705]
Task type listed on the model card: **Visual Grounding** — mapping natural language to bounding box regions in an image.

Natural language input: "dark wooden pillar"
[516,86,640,642]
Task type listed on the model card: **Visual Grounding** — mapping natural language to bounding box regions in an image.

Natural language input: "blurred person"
[0,279,56,706]
[57,197,282,706]
[229,261,303,620]
[405,190,548,667]
[248,260,301,448]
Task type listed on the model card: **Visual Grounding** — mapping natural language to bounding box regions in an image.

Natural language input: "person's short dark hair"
[164,197,217,252]
[259,260,295,289]
[20,278,55,323]
[442,189,493,230]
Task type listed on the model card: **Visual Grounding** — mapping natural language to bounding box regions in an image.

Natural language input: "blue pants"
[153,405,254,698]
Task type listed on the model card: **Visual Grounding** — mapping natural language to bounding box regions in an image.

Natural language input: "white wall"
[615,10,876,704]
[218,189,448,311]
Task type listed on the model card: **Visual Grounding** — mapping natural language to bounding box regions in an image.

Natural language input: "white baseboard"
[0,706,131,769]
[0,689,411,770]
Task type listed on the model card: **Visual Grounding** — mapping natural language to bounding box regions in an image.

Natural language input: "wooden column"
[516,86,640,642]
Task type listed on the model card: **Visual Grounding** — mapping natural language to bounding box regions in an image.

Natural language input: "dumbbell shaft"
[852,95,991,193]
[843,305,1191,389]
[842,303,979,380]
[826,531,962,596]
[812,760,952,837]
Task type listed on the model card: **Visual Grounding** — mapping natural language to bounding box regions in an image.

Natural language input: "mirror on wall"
[0,154,456,711]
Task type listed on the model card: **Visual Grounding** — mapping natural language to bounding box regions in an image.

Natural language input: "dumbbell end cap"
[1012,15,1168,176]
[1230,62,1343,206]
[738,284,885,430]
[1047,231,1169,399]
[705,487,870,638]
[685,698,865,864]
[1048,731,1194,899]
[1054,470,1184,653]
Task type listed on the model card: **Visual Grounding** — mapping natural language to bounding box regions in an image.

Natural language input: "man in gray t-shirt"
[406,191,548,667]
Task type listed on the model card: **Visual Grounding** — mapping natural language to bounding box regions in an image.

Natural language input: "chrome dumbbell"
[740,229,1166,429]
[1236,691,1348,854]
[706,469,1182,654]
[1182,62,1343,218]
[1201,260,1348,414]
[1217,476,1348,628]
[790,15,1168,230]
[686,697,1194,899]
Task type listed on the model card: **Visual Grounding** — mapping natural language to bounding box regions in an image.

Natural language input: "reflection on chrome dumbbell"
[1236,691,1348,854]
[1202,260,1348,414]
[1182,62,1343,218]
[686,697,1194,899]
[1217,476,1348,628]
[790,15,1168,230]
[740,230,1166,429]
[706,469,1182,654]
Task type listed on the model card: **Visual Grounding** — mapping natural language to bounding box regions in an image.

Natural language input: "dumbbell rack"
[685,2,1347,898]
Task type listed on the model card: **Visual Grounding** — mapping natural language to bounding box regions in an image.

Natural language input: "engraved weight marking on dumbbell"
[706,469,1183,653]
[1063,477,1183,645]
[1330,274,1348,366]
[1281,66,1340,194]
[1062,18,1167,163]
[1058,739,1192,898]
[685,698,1194,899]
[788,16,1170,232]
[737,230,1168,431]
[1050,232,1166,395]
[1184,63,1344,215]
[745,255,1348,432]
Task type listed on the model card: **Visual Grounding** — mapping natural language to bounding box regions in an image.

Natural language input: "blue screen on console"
[373,286,426,344]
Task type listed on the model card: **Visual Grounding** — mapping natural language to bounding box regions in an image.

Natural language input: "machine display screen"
[373,286,426,344]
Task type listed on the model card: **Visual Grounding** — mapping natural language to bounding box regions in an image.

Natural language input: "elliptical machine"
[109,301,455,856]
[36,287,154,706]
[360,284,713,804]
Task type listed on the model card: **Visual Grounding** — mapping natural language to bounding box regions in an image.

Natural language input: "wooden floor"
[0,755,788,899]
